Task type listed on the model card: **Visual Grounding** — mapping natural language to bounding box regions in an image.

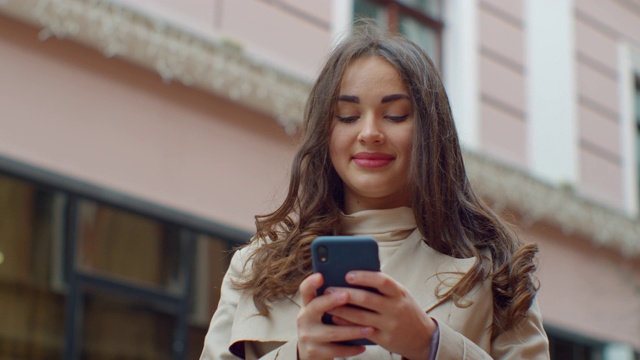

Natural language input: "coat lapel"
[382,229,477,313]
[230,292,300,346]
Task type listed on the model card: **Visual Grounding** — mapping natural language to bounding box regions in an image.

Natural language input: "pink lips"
[352,152,395,168]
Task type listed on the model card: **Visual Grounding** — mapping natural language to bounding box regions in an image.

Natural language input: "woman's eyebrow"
[381,94,410,103]
[337,94,410,104]
[337,95,359,103]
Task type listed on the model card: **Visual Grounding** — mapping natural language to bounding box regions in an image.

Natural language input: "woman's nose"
[357,116,385,144]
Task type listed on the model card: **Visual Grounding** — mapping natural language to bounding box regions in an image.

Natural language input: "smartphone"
[311,235,380,346]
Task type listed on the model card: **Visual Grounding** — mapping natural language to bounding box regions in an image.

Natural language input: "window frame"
[0,154,250,360]
[354,0,444,66]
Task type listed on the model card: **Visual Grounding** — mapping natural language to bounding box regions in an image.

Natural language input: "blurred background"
[0,0,639,359]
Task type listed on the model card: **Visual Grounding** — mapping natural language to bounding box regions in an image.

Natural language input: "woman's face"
[329,56,414,214]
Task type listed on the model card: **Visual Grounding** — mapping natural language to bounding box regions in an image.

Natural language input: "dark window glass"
[75,200,186,293]
[187,234,234,358]
[354,0,387,25]
[81,292,175,360]
[0,173,66,359]
[190,234,232,325]
[398,0,440,18]
[398,13,438,55]
[548,330,603,360]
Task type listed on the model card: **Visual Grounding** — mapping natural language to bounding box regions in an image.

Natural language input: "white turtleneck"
[340,207,417,267]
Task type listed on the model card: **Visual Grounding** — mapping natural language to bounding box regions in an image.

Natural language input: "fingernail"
[361,326,374,335]
[325,288,335,294]
[346,273,356,282]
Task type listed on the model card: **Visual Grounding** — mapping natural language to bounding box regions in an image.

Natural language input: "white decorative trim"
[1,0,639,257]
[603,343,635,360]
[527,0,577,185]
[330,0,353,47]
[620,42,640,217]
[443,0,480,150]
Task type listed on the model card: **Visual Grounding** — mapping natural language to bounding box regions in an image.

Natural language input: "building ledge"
[0,0,309,135]
[465,150,640,258]
[2,0,639,258]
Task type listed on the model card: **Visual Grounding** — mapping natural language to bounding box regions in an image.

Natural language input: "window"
[547,328,604,360]
[0,164,247,360]
[353,0,443,66]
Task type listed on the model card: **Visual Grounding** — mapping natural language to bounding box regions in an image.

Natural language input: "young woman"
[201,25,549,359]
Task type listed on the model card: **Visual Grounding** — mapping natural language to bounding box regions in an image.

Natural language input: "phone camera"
[317,245,328,263]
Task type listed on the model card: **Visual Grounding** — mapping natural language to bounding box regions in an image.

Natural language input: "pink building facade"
[0,0,639,359]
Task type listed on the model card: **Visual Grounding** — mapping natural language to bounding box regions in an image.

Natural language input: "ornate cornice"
[465,150,640,257]
[2,0,639,257]
[0,0,309,134]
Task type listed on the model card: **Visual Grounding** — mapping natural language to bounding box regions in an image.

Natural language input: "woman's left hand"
[326,271,437,360]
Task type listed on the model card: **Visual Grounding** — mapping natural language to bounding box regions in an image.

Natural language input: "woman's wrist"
[402,317,440,360]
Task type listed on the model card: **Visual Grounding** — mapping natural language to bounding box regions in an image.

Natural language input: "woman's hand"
[326,271,437,360]
[296,273,374,360]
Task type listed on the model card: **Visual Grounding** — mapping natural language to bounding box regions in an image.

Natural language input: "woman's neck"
[343,194,411,215]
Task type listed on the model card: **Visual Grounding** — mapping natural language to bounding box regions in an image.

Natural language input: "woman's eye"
[336,115,359,123]
[386,115,409,122]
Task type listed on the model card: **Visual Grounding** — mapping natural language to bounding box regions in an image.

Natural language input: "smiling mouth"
[352,153,395,168]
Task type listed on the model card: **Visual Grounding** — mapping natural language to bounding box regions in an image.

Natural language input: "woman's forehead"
[338,56,408,96]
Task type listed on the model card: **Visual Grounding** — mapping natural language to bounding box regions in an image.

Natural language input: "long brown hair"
[236,24,538,335]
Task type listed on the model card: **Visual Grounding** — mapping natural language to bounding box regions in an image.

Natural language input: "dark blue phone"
[311,235,380,346]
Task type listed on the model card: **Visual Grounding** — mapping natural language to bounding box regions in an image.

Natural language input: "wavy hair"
[235,24,539,335]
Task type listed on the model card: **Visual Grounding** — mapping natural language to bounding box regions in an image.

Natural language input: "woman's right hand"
[296,273,373,360]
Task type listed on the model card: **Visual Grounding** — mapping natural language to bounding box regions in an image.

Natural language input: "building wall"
[0,15,298,232]
[525,220,640,349]
[477,0,528,168]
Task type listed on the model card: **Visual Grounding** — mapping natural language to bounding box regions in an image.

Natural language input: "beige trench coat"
[200,230,549,359]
